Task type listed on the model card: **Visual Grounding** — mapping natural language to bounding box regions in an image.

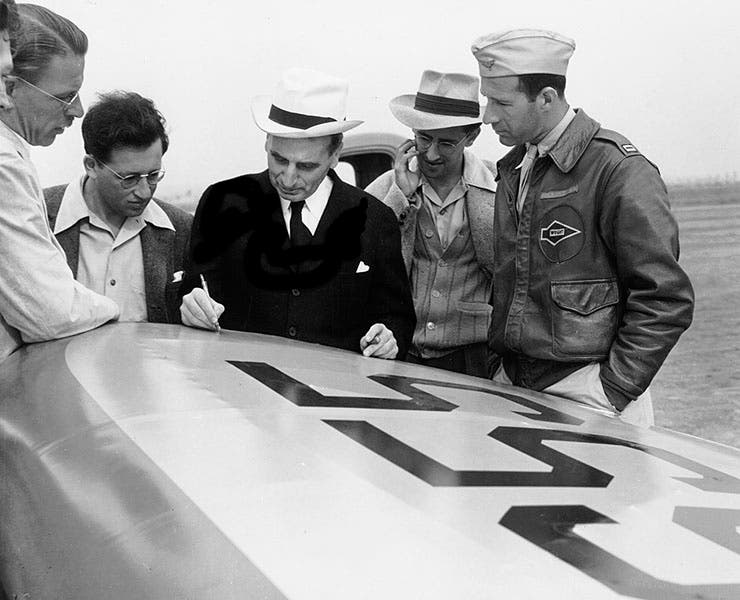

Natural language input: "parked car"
[337,131,405,189]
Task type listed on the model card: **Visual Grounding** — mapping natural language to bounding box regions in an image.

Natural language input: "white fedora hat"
[389,70,483,131]
[252,68,363,138]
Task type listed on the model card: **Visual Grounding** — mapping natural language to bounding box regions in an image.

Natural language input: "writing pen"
[199,274,221,333]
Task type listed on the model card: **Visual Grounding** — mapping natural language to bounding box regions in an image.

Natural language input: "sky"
[26,0,740,202]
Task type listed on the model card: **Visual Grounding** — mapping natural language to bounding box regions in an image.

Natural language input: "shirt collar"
[279,175,333,218]
[54,175,174,234]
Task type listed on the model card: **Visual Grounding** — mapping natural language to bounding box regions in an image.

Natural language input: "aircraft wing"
[1,323,739,599]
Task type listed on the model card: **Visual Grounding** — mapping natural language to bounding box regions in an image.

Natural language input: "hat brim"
[389,94,483,131]
[251,95,363,138]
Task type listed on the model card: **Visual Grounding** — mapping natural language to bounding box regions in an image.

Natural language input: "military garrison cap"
[471,29,575,78]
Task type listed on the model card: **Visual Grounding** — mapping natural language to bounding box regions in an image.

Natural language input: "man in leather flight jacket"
[471,29,694,425]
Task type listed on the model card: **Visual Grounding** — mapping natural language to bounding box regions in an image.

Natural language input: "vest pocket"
[550,278,619,358]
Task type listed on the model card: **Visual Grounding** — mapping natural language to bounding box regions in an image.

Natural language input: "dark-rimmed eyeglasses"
[12,75,80,110]
[95,158,166,189]
[413,132,468,156]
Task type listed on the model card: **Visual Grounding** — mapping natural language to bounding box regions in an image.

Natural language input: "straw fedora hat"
[252,68,363,138]
[389,70,483,130]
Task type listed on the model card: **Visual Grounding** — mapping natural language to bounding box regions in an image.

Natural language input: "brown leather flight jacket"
[490,109,694,410]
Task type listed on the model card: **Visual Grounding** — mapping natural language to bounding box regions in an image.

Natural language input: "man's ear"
[329,139,343,169]
[83,155,97,178]
[539,87,559,110]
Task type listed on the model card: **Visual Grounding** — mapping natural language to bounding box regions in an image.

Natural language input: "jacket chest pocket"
[550,278,619,358]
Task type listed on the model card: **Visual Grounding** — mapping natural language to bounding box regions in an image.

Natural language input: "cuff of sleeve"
[599,370,634,412]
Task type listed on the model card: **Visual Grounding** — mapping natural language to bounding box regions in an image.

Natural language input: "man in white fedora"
[471,29,694,425]
[366,70,496,377]
[179,68,414,359]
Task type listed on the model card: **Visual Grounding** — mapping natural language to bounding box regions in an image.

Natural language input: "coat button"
[425,230,434,238]
[431,290,441,298]
[109,279,116,286]
[292,288,300,296]
[288,326,297,337]
[426,321,436,330]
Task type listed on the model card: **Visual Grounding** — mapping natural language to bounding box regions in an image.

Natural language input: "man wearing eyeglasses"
[366,71,496,377]
[0,5,120,363]
[44,91,192,323]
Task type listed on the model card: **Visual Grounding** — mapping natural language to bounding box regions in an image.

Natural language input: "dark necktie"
[289,200,312,248]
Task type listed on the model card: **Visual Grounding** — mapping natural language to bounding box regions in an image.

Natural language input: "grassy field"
[652,185,740,447]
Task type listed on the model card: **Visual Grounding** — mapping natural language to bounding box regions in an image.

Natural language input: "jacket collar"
[461,148,497,192]
[414,148,496,198]
[497,108,601,178]
[545,108,601,173]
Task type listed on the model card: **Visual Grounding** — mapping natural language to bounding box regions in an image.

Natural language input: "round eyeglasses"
[96,158,166,189]
[413,132,468,156]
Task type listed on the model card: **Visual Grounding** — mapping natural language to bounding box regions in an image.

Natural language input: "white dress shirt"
[279,176,333,236]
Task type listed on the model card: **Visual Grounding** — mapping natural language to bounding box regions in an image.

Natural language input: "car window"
[334,161,357,186]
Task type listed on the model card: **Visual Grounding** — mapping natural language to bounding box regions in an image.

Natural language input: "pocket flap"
[551,279,619,316]
[457,301,492,315]
[540,185,578,199]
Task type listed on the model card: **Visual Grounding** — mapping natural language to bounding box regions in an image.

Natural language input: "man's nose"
[423,141,440,160]
[67,95,84,119]
[282,165,297,186]
[134,176,154,199]
[483,102,499,125]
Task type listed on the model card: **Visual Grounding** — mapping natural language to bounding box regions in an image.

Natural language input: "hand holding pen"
[179,274,225,332]
[199,274,221,333]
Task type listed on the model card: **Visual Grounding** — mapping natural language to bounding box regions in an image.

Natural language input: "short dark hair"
[326,133,343,156]
[0,0,18,34]
[517,73,566,101]
[82,91,169,163]
[11,4,87,83]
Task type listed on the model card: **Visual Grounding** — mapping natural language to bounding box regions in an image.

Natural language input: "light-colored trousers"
[493,362,654,428]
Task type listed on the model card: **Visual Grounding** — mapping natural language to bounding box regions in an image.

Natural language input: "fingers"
[393,139,420,198]
[180,288,224,330]
[360,323,383,350]
[394,139,418,169]
[360,324,398,359]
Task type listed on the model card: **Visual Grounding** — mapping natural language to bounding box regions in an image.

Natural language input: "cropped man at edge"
[366,70,496,377]
[0,4,118,363]
[180,68,415,359]
[470,29,694,426]
[44,91,192,323]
